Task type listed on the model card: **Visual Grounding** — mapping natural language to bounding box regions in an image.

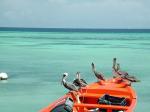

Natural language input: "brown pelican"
[73,72,87,87]
[61,73,78,91]
[112,58,129,77]
[112,58,123,77]
[91,63,105,81]
[116,63,140,82]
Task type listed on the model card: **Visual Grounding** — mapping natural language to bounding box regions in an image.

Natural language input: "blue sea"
[0,28,150,112]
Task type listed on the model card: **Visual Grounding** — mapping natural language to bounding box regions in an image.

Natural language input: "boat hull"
[40,78,137,112]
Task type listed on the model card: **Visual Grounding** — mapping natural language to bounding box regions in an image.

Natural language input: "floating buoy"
[0,72,8,80]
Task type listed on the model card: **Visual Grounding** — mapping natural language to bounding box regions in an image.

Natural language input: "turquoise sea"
[0,28,150,112]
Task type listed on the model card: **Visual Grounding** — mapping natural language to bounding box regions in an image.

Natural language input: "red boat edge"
[40,78,137,112]
[40,59,139,112]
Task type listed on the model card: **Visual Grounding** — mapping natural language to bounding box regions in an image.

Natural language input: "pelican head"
[92,62,94,68]
[61,72,68,85]
[76,72,80,79]
[113,58,117,61]
[91,62,95,72]
[113,58,117,66]
[63,72,68,77]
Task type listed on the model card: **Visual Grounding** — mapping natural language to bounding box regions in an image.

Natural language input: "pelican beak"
[61,74,65,85]
[61,80,63,85]
[76,72,80,78]
[61,77,64,85]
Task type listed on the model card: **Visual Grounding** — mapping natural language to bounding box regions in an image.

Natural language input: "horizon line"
[0,26,150,30]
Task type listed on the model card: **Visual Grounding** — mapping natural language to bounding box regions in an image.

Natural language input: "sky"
[0,0,150,28]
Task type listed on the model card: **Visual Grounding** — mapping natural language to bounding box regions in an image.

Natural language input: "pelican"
[61,73,78,91]
[116,63,140,82]
[112,58,119,77]
[73,72,87,87]
[91,62,105,81]
[112,58,129,77]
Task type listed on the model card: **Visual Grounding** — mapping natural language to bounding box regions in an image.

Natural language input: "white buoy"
[0,72,8,80]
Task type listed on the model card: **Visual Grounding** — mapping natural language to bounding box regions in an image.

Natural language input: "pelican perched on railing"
[91,62,105,81]
[112,58,120,77]
[116,63,140,82]
[112,58,129,77]
[61,73,78,91]
[73,72,87,88]
[112,58,140,83]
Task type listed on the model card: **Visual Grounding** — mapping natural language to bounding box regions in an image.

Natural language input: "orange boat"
[40,77,137,112]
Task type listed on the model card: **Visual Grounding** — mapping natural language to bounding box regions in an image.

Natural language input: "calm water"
[0,29,150,112]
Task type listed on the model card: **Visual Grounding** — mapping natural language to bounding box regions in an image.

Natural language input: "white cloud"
[0,0,150,28]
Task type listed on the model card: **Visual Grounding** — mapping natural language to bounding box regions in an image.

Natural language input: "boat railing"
[74,103,128,110]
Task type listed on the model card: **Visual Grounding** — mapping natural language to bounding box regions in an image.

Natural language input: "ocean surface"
[0,28,150,112]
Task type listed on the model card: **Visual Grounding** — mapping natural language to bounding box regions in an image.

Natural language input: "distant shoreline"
[0,27,150,33]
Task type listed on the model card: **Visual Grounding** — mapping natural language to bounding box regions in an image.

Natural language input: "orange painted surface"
[40,78,137,112]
